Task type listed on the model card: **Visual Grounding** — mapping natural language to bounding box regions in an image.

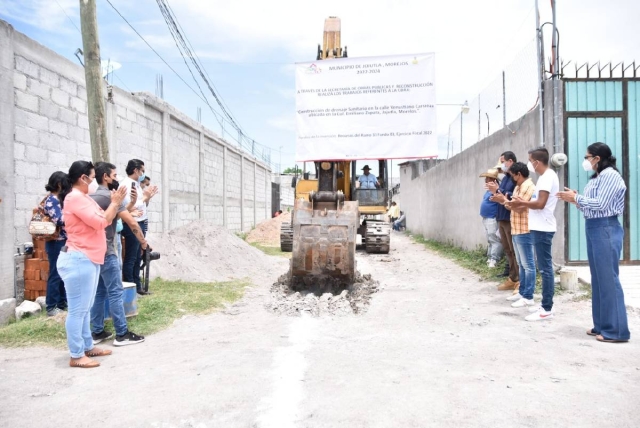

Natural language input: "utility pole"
[79,0,110,162]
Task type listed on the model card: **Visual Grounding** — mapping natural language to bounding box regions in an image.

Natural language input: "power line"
[53,0,81,33]
[104,0,208,106]
[104,0,282,167]
[154,0,282,161]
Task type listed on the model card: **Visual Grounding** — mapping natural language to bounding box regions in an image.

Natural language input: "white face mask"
[527,161,536,173]
[501,163,509,172]
[582,158,594,172]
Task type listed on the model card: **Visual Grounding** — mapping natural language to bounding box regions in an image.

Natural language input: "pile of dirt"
[149,220,273,283]
[266,271,379,316]
[246,212,291,246]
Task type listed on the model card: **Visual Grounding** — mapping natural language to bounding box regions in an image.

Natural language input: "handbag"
[29,197,59,241]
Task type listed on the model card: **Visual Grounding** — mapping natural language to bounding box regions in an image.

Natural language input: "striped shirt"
[510,178,536,235]
[576,167,626,219]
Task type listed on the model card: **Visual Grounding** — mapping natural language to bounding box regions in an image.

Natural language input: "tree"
[282,167,299,174]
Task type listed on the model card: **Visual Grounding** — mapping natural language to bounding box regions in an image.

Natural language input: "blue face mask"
[138,172,146,183]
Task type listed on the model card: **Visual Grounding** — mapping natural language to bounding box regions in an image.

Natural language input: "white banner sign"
[295,53,436,161]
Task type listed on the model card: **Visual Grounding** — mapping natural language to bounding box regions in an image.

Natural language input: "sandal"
[69,357,100,368]
[596,335,629,343]
[85,347,113,357]
[587,329,599,337]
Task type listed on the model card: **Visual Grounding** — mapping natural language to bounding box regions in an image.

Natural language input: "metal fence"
[446,39,539,158]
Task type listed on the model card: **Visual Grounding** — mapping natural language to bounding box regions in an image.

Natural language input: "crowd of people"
[477,144,630,342]
[33,143,631,369]
[40,158,159,368]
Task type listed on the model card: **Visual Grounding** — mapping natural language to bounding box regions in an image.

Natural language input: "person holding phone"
[120,159,157,295]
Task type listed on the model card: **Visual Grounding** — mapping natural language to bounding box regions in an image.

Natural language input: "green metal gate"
[564,78,640,263]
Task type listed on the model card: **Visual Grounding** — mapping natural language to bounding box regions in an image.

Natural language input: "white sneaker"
[511,298,535,308]
[488,260,497,268]
[506,293,523,301]
[528,305,542,313]
[525,307,554,321]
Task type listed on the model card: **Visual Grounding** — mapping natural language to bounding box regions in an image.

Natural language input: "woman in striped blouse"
[557,142,630,343]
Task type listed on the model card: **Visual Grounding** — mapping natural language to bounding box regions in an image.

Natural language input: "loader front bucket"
[290,199,359,293]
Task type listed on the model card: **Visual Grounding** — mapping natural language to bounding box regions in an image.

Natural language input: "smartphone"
[131,182,136,190]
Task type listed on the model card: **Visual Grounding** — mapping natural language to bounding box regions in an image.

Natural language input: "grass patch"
[409,233,505,281]
[574,281,593,301]
[0,278,248,348]
[235,231,249,241]
[250,243,291,258]
[408,232,563,295]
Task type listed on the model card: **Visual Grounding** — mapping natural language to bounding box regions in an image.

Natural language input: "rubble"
[15,300,41,320]
[266,270,379,316]
[0,298,17,326]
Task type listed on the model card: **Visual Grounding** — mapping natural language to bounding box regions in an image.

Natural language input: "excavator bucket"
[290,199,359,292]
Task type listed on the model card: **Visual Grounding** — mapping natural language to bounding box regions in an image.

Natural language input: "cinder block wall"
[0,20,272,299]
[400,81,566,264]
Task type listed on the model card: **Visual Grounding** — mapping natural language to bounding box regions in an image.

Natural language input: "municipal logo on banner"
[295,53,436,161]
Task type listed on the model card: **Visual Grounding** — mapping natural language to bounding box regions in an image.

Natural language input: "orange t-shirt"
[62,188,110,264]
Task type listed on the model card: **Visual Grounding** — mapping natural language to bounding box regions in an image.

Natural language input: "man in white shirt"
[358,165,380,189]
[510,148,559,321]
[120,159,158,295]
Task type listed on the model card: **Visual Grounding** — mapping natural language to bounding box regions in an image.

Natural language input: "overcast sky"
[1,0,639,173]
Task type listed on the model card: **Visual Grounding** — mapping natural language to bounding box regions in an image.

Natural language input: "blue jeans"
[45,239,67,311]
[56,250,100,358]
[531,230,555,311]
[482,217,503,262]
[512,233,535,300]
[122,220,147,291]
[116,233,123,268]
[586,217,630,340]
[90,254,128,336]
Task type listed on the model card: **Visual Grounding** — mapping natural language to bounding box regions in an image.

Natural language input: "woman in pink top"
[56,161,127,368]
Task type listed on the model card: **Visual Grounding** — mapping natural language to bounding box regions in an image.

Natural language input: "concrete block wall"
[0,20,272,299]
[400,81,566,264]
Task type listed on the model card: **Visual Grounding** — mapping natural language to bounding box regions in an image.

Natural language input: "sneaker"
[525,307,554,321]
[488,260,497,268]
[113,331,145,347]
[506,293,523,302]
[511,298,535,308]
[528,305,544,313]
[46,308,62,317]
[91,330,114,345]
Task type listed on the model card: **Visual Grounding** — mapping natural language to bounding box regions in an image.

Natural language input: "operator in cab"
[357,165,381,189]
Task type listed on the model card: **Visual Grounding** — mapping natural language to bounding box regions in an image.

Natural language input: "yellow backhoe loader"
[281,17,392,291]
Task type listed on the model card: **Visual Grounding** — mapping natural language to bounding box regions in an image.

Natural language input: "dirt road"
[1,233,639,427]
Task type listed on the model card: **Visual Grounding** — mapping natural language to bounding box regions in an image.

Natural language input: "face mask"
[582,159,594,172]
[501,163,509,172]
[138,172,146,183]
[108,179,120,191]
[527,161,536,173]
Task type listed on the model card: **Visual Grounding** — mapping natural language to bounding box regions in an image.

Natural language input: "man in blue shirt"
[358,165,380,189]
[479,168,503,268]
[487,151,519,292]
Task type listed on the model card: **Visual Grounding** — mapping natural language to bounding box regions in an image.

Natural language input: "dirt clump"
[149,220,273,283]
[246,212,291,246]
[266,271,379,316]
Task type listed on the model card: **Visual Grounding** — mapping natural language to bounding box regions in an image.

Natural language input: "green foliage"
[0,278,248,348]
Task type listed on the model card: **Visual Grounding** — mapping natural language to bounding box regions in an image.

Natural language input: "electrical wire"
[153,0,290,163]
[53,0,81,33]
[104,0,210,107]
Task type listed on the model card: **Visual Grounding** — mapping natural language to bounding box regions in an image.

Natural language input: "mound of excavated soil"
[246,212,291,246]
[266,271,379,317]
[149,220,273,283]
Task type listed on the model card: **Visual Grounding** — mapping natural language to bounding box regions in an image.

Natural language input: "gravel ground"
[1,232,639,428]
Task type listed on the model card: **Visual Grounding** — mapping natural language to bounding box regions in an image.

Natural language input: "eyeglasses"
[584,155,595,160]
